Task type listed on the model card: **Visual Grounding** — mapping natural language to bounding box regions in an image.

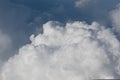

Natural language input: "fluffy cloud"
[111,3,120,33]
[75,0,93,7]
[0,21,120,80]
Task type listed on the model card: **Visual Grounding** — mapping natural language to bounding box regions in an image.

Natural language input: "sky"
[0,0,120,80]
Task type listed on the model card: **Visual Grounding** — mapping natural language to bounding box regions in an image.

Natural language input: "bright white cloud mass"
[0,21,120,80]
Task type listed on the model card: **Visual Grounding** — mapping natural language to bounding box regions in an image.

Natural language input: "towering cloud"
[0,21,120,80]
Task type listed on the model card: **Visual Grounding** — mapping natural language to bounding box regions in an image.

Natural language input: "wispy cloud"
[75,0,94,7]
[111,3,120,34]
[0,30,12,66]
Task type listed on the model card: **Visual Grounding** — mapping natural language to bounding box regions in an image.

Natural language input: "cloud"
[111,3,120,34]
[0,30,12,66]
[0,21,120,80]
[75,0,93,7]
[0,30,12,55]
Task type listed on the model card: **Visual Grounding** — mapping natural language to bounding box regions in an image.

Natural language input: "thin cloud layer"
[75,0,93,7]
[0,30,12,66]
[111,3,120,33]
[0,30,12,56]
[1,21,120,80]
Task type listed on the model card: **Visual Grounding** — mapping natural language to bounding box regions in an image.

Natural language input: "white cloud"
[75,0,93,8]
[111,3,120,33]
[0,21,120,80]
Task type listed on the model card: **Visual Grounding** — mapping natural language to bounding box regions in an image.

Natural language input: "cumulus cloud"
[75,0,93,7]
[0,21,120,80]
[111,3,120,33]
